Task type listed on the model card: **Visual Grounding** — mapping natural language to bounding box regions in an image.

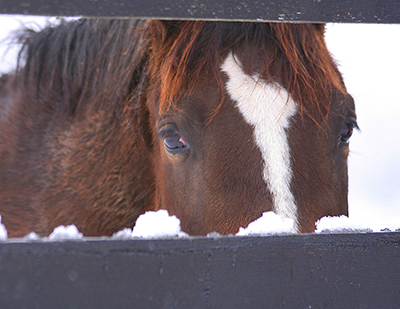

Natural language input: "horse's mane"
[15,19,345,122]
[16,19,147,116]
[145,21,346,122]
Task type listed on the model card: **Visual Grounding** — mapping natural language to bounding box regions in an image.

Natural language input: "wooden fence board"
[1,232,399,307]
[0,0,399,23]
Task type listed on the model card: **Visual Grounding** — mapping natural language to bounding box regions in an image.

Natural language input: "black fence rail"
[0,232,399,307]
[0,0,399,23]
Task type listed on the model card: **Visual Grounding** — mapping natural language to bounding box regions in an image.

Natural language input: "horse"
[0,19,357,238]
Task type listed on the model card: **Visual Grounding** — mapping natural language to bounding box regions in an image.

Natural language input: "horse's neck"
[0,82,156,237]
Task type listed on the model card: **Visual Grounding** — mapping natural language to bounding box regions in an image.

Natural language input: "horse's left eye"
[340,122,355,143]
[163,131,187,150]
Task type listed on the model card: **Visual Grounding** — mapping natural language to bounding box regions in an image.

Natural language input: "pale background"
[0,16,399,231]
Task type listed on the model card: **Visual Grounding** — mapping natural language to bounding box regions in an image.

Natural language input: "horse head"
[145,21,357,234]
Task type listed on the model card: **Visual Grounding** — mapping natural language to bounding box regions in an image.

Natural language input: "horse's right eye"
[163,131,187,150]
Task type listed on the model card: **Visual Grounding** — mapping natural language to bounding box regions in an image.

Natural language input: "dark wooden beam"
[1,232,399,307]
[0,0,399,23]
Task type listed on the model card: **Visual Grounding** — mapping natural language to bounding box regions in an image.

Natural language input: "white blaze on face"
[221,53,299,230]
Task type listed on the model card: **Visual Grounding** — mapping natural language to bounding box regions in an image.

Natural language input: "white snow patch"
[236,211,295,236]
[24,231,41,241]
[315,215,372,233]
[206,232,224,239]
[48,224,83,241]
[0,215,8,241]
[112,228,134,240]
[112,210,188,239]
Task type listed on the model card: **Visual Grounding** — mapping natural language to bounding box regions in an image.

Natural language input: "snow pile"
[0,218,84,241]
[48,224,83,241]
[0,215,7,241]
[236,211,295,236]
[1,211,399,242]
[112,210,188,239]
[24,232,40,241]
[315,215,372,233]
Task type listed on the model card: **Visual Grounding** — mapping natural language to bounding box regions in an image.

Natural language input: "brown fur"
[0,19,356,237]
[0,20,154,236]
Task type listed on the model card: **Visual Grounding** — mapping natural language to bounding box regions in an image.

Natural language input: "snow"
[0,215,7,241]
[0,209,399,242]
[24,231,40,241]
[48,225,83,241]
[236,211,295,236]
[112,210,189,239]
[316,215,400,233]
[315,215,372,234]
[1,216,85,241]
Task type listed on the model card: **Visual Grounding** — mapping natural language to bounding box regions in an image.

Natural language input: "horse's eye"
[163,131,187,150]
[340,122,354,143]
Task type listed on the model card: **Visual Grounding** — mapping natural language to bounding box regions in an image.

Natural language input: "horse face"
[149,29,356,235]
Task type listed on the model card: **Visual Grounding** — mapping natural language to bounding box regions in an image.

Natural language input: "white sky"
[0,16,399,231]
[325,23,400,230]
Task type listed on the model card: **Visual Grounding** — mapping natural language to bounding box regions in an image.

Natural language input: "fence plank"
[0,232,399,307]
[0,0,399,23]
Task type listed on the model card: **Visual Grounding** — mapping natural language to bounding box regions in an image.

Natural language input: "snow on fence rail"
[0,0,399,23]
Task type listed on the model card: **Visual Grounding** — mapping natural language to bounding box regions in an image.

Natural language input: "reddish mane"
[145,21,346,122]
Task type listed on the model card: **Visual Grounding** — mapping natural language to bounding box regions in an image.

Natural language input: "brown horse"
[0,19,357,238]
